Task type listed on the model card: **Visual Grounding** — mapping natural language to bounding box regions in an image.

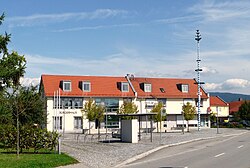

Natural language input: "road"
[122,131,250,168]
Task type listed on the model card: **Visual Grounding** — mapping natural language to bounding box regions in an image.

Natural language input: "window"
[158,98,166,107]
[74,117,82,129]
[144,83,152,92]
[121,82,129,92]
[195,99,204,107]
[160,88,165,93]
[54,97,83,109]
[182,84,189,93]
[95,98,119,113]
[82,81,91,92]
[53,116,62,130]
[63,81,71,91]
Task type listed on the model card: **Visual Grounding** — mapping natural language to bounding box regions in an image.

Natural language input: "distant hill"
[209,92,250,103]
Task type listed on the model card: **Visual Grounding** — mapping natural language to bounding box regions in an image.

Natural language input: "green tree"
[182,102,196,132]
[118,101,138,120]
[5,86,46,157]
[82,99,105,136]
[151,102,166,132]
[238,101,250,121]
[82,99,96,134]
[210,113,216,127]
[0,13,26,89]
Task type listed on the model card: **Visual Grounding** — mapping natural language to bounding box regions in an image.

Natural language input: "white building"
[39,74,210,133]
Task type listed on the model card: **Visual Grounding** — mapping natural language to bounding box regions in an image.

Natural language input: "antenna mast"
[195,30,204,131]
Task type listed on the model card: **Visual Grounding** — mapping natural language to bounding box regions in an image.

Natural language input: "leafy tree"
[210,113,216,127]
[182,102,196,132]
[118,101,138,120]
[151,102,166,132]
[0,13,26,89]
[238,101,250,121]
[82,99,105,136]
[4,86,46,157]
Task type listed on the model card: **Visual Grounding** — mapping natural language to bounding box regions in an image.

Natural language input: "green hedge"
[0,125,59,153]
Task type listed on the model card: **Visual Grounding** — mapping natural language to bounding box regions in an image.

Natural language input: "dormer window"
[82,81,91,92]
[121,82,129,92]
[63,81,71,91]
[182,84,189,93]
[144,83,152,92]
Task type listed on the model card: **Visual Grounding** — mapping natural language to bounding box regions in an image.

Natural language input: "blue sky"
[1,0,250,94]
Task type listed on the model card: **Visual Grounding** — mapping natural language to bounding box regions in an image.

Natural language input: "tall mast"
[195,30,203,131]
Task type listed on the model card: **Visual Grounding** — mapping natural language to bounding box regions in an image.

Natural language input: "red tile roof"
[41,74,135,98]
[229,101,245,114]
[40,74,209,99]
[130,77,208,99]
[210,96,228,106]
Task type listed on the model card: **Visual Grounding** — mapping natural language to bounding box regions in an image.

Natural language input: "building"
[210,96,229,123]
[39,74,210,133]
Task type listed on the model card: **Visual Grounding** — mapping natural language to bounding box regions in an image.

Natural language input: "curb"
[114,131,248,168]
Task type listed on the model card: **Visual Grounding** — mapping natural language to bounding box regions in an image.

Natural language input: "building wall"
[211,106,229,118]
[46,96,210,133]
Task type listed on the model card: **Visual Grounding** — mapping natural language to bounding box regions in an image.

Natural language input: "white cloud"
[189,1,250,22]
[20,77,40,87]
[54,23,139,32]
[7,9,128,27]
[205,78,250,92]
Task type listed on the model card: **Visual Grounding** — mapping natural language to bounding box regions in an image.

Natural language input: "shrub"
[0,124,59,153]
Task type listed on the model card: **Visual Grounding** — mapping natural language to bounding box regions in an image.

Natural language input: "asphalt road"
[123,131,250,168]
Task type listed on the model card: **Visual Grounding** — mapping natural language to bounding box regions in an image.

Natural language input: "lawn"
[0,149,78,168]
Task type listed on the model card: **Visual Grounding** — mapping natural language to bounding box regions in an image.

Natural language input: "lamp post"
[182,111,185,134]
[216,106,219,134]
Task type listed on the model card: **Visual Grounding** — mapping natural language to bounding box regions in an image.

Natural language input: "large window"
[95,98,119,113]
[63,81,71,91]
[54,97,83,109]
[74,117,82,129]
[82,81,91,92]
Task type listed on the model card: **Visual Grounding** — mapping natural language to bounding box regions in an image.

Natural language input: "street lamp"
[182,111,185,134]
[216,106,219,134]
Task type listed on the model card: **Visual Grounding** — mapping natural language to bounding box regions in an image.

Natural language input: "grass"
[0,149,79,168]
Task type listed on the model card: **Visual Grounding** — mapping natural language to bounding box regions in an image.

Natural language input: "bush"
[0,125,59,153]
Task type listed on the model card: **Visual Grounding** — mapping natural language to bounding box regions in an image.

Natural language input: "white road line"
[238,145,244,148]
[214,153,225,157]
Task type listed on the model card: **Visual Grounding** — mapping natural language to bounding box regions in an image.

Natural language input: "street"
[123,131,250,168]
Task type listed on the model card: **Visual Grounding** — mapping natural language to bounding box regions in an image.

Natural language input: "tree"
[182,102,196,132]
[210,113,216,127]
[82,99,105,136]
[0,13,26,90]
[82,99,96,134]
[5,86,45,157]
[151,102,166,132]
[118,101,138,120]
[238,101,250,121]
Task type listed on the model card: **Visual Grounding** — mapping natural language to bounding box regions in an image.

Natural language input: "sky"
[1,0,250,94]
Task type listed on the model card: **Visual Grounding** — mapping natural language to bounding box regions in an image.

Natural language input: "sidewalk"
[58,128,248,168]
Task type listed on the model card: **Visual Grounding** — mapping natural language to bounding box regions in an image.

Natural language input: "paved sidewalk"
[58,128,248,168]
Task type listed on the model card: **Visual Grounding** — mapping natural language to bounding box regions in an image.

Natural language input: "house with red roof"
[210,96,229,123]
[40,74,211,133]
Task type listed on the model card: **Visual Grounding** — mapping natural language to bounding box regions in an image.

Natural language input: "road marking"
[214,153,225,157]
[238,145,244,148]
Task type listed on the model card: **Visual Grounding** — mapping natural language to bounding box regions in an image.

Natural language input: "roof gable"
[210,96,228,106]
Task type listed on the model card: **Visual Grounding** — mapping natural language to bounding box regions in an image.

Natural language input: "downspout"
[125,74,137,99]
